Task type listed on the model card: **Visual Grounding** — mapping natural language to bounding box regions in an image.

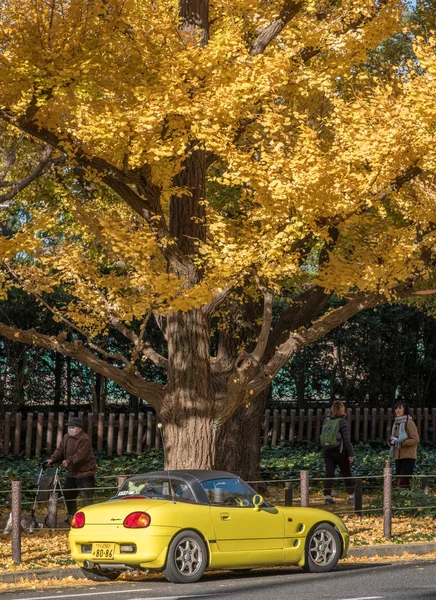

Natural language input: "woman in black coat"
[322,400,354,504]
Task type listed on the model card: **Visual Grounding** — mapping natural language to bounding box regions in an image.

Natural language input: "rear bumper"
[69,526,178,569]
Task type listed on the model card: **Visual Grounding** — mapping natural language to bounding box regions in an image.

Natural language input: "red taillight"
[71,512,85,528]
[123,512,151,528]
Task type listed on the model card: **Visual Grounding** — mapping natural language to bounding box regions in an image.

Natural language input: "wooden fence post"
[263,409,271,445]
[354,407,360,442]
[117,413,126,456]
[383,460,392,539]
[11,481,21,565]
[56,413,64,447]
[107,413,115,457]
[127,413,135,453]
[307,409,313,442]
[315,409,322,443]
[289,409,296,444]
[354,479,363,516]
[284,482,293,506]
[35,413,44,458]
[3,412,11,457]
[300,470,309,507]
[97,413,104,452]
[146,411,153,449]
[271,409,279,446]
[136,412,144,454]
[46,412,54,454]
[280,409,287,441]
[25,413,33,459]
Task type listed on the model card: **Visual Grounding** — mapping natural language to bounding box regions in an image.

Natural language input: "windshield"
[115,476,196,503]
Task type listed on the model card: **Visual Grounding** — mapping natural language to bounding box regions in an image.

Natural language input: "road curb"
[348,542,436,558]
[0,567,85,584]
[1,543,436,585]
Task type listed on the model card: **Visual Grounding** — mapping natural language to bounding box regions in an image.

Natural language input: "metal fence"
[2,463,436,565]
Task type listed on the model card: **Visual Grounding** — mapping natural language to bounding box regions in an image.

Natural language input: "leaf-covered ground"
[1,515,436,594]
[2,444,436,592]
[1,514,435,572]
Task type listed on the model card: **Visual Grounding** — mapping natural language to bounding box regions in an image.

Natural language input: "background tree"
[0,1,436,475]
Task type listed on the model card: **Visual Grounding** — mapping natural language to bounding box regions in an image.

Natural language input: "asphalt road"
[2,560,436,600]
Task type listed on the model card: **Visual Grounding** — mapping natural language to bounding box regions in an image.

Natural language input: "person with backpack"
[321,400,354,504]
[388,401,419,489]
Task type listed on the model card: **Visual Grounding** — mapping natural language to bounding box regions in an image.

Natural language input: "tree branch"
[250,284,274,364]
[249,285,436,398]
[0,321,165,408]
[0,133,26,181]
[0,145,57,208]
[3,263,131,366]
[265,285,330,361]
[105,308,168,369]
[250,1,303,56]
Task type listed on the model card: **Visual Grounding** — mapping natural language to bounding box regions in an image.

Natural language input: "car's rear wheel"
[163,530,207,583]
[80,567,122,582]
[303,523,341,573]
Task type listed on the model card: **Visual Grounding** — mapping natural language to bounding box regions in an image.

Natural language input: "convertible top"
[127,470,239,484]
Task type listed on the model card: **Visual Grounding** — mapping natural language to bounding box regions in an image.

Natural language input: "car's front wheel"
[80,567,122,582]
[303,523,341,573]
[163,530,207,583]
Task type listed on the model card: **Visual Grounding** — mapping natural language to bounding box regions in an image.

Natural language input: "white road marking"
[131,597,218,600]
[8,591,219,600]
[7,589,152,600]
[339,597,384,600]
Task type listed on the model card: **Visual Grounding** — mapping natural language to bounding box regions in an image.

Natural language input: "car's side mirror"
[253,494,264,511]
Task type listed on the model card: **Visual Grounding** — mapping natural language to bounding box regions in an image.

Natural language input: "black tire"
[303,523,341,573]
[80,567,122,582]
[163,530,207,583]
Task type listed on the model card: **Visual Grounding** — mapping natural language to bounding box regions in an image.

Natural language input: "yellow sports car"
[69,470,349,584]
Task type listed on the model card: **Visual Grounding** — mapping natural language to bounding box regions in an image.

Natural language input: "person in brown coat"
[45,417,96,523]
[388,402,419,489]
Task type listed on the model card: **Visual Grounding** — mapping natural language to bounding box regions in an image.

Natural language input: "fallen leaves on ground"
[1,513,436,593]
[0,529,73,572]
[343,514,436,546]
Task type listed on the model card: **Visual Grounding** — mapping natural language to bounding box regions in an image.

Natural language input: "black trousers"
[395,458,416,489]
[64,475,95,516]
[323,449,354,496]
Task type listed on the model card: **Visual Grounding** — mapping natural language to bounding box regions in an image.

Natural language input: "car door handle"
[220,513,230,521]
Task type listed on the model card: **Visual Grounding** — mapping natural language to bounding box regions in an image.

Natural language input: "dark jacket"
[50,430,96,477]
[323,417,354,457]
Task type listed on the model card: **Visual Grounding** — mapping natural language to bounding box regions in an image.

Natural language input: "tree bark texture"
[160,308,217,469]
[215,388,269,480]
[170,146,206,281]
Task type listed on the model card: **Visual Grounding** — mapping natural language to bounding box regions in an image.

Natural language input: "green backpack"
[320,417,341,449]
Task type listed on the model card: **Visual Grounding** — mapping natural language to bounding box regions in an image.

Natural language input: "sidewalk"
[1,542,436,585]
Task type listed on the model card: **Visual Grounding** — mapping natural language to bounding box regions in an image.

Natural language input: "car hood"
[77,498,172,524]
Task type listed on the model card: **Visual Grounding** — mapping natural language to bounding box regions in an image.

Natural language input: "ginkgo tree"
[1,0,436,474]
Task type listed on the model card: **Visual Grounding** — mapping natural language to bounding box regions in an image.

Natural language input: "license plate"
[92,543,115,560]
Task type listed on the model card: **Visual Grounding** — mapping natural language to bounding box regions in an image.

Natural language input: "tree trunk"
[54,352,62,406]
[66,355,71,407]
[215,388,269,481]
[160,307,216,469]
[12,349,26,408]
